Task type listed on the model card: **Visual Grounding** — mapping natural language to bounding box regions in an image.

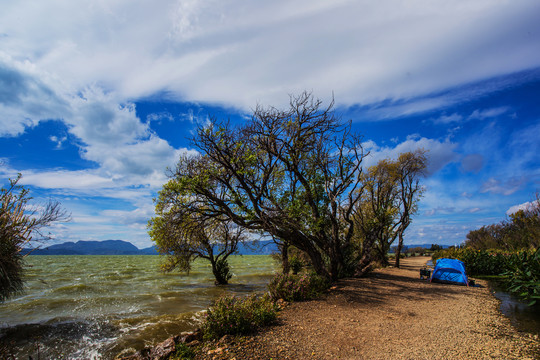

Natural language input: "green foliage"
[432,248,507,276]
[464,195,540,251]
[267,273,330,302]
[1,174,67,302]
[433,248,540,306]
[201,294,278,340]
[213,258,232,285]
[289,255,303,275]
[430,244,442,251]
[353,150,426,272]
[149,199,243,285]
[501,249,540,306]
[171,343,195,360]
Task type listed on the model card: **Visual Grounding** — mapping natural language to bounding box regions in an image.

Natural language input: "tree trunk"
[305,245,331,280]
[395,231,404,268]
[355,235,376,277]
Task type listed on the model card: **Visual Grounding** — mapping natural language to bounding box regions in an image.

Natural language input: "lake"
[0,255,278,359]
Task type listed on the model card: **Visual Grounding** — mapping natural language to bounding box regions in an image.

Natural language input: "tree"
[153,92,367,281]
[393,150,427,268]
[353,160,400,274]
[352,150,426,272]
[1,174,69,302]
[464,193,540,251]
[149,195,245,285]
[430,244,443,251]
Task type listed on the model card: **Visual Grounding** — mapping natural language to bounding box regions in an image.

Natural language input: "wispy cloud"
[480,177,527,196]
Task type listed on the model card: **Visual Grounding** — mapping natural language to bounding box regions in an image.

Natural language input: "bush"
[214,258,233,285]
[433,247,540,306]
[171,342,195,360]
[267,273,330,302]
[201,294,278,340]
[501,249,540,306]
[289,255,304,275]
[432,248,507,276]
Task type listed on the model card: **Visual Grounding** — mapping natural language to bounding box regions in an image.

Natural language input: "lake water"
[487,280,540,336]
[0,255,278,359]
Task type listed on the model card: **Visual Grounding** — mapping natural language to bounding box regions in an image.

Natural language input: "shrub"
[501,249,540,306]
[432,248,507,276]
[289,255,303,275]
[171,342,195,360]
[201,294,278,340]
[214,258,233,285]
[433,247,540,306]
[267,273,330,302]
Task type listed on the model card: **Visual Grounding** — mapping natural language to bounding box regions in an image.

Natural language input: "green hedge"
[432,248,508,276]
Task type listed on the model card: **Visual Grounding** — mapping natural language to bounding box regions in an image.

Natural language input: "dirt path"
[196,257,540,359]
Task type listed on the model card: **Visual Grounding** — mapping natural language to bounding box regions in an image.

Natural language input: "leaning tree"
[149,202,245,285]
[151,92,367,280]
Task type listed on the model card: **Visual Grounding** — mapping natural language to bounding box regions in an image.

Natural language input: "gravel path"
[194,257,540,359]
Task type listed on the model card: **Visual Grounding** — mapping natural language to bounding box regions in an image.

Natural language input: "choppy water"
[0,255,278,359]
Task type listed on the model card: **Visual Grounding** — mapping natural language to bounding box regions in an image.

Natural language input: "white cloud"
[506,201,537,216]
[18,169,114,189]
[433,113,463,125]
[1,0,540,116]
[363,136,458,175]
[468,107,510,121]
[2,0,540,247]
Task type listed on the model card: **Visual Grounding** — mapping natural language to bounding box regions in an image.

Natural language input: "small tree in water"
[149,201,245,285]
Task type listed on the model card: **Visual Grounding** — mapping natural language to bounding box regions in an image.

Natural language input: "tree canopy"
[464,193,540,251]
[151,92,427,281]
[151,92,367,280]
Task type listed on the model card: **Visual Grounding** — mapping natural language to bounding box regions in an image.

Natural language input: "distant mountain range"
[24,239,445,256]
[23,239,278,256]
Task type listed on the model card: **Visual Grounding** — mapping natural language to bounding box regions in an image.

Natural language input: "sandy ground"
[194,256,540,359]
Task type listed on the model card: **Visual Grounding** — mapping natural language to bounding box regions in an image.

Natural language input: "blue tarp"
[430,258,469,286]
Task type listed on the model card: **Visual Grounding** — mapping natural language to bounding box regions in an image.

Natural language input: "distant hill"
[389,243,451,253]
[24,239,279,255]
[237,240,279,255]
[25,240,144,255]
[24,239,446,256]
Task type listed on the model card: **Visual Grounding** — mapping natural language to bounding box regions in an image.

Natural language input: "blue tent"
[430,258,469,286]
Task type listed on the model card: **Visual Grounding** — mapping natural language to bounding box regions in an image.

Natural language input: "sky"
[1,0,539,248]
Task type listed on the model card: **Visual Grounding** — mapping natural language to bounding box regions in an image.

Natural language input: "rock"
[118,335,181,360]
[181,329,203,343]
[276,298,289,309]
[207,347,224,355]
[219,334,232,344]
[150,336,179,359]
[117,347,152,360]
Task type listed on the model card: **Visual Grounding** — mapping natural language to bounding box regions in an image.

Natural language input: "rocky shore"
[120,256,540,359]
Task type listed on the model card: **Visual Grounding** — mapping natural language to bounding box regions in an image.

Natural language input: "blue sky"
[1,1,539,248]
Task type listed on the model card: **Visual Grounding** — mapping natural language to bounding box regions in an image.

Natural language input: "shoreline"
[189,256,539,359]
